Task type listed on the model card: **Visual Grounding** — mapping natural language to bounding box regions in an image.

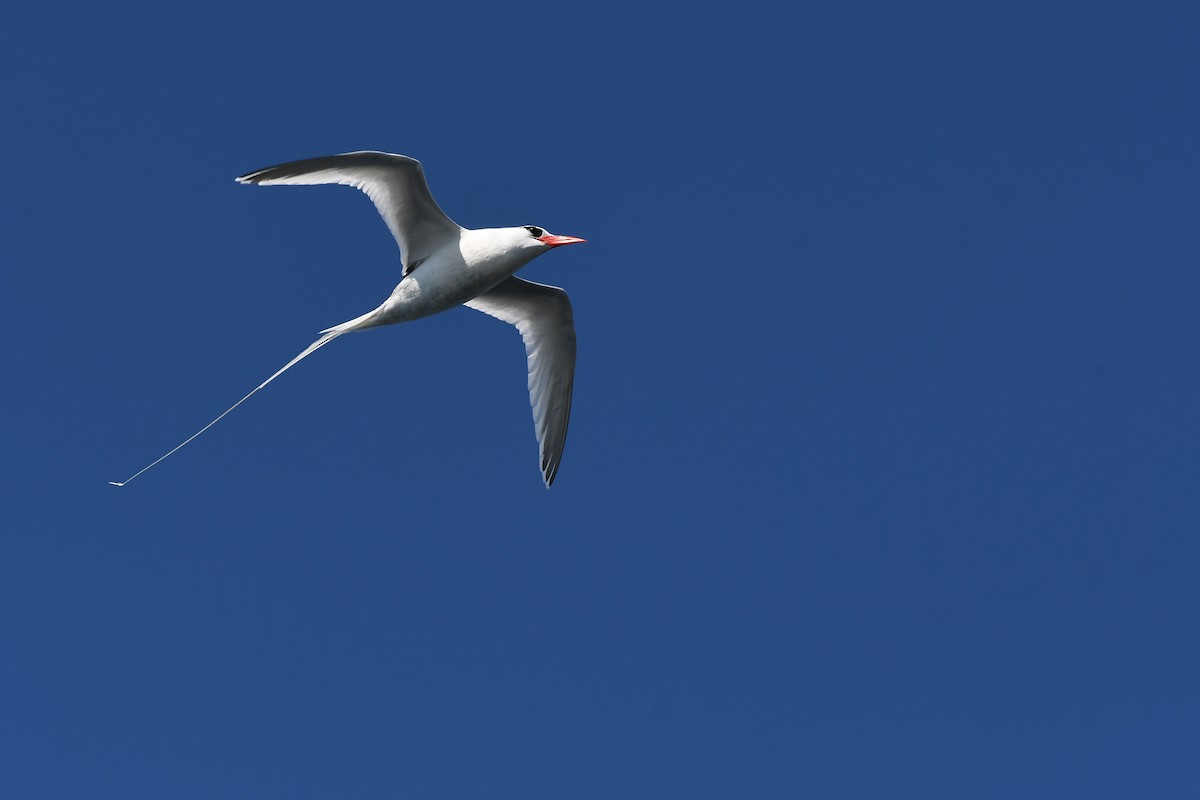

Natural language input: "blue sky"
[3,1,1199,797]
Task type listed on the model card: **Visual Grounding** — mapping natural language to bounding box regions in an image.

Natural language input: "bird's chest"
[381,247,532,323]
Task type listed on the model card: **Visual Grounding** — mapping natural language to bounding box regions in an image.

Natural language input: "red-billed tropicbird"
[111,151,585,488]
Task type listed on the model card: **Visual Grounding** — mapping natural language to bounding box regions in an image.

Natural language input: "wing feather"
[464,277,576,487]
[236,151,461,273]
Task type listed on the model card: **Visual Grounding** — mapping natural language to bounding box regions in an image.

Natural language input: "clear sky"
[2,1,1199,797]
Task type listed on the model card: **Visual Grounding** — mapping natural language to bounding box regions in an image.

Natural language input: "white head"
[466,225,586,266]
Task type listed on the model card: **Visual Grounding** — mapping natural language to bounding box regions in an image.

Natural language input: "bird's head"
[466,225,586,265]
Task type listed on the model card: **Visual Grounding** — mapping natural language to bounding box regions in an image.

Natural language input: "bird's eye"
[524,226,545,237]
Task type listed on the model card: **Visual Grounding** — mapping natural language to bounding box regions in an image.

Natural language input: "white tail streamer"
[109,329,345,487]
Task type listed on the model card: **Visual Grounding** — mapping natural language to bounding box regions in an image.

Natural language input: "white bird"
[111,151,585,488]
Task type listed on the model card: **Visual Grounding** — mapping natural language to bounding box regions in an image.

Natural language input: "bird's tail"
[320,306,384,336]
[109,328,347,487]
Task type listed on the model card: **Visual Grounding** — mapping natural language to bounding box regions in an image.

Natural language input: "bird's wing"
[464,277,576,487]
[236,151,461,274]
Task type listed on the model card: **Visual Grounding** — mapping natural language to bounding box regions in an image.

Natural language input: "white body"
[365,228,545,327]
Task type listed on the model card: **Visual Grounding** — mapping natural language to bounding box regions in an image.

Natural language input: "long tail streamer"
[109,330,344,487]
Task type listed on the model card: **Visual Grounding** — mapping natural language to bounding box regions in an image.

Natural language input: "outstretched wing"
[465,277,577,487]
[236,151,462,273]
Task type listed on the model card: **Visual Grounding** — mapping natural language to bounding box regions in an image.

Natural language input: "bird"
[110,151,585,488]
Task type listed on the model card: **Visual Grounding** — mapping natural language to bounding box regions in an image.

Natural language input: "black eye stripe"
[524,226,544,237]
